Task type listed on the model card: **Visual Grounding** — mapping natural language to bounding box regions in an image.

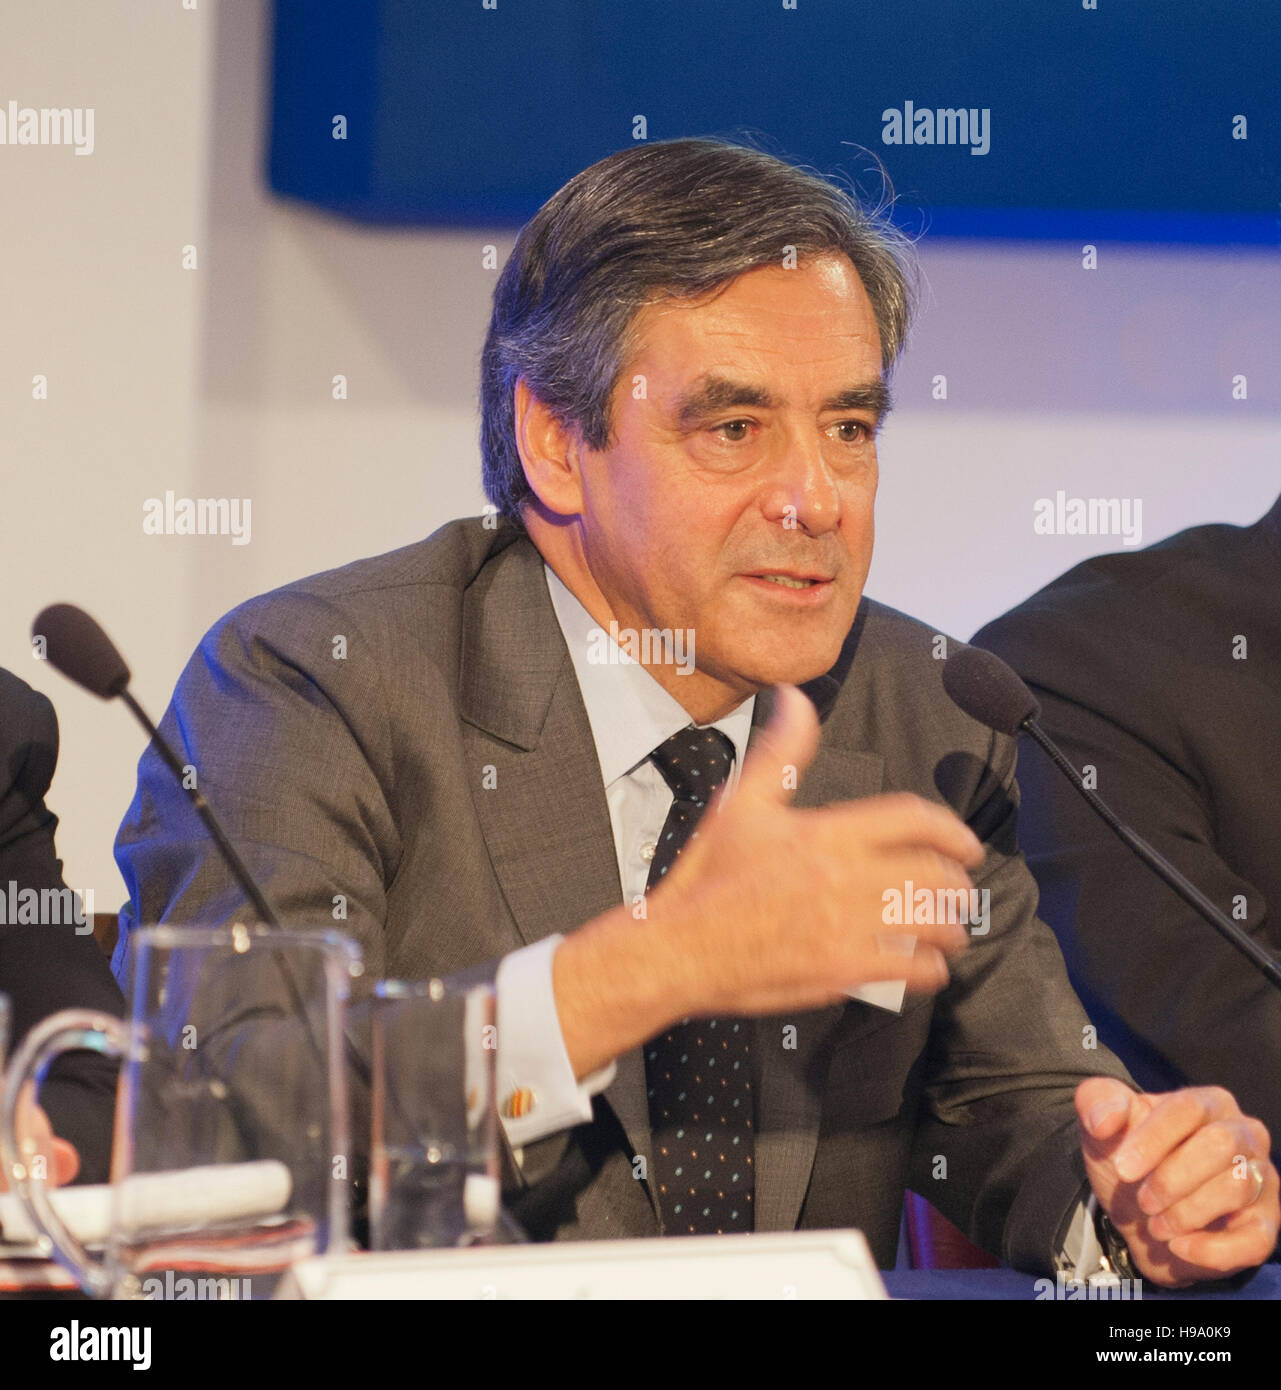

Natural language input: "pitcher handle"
[0,1008,128,1298]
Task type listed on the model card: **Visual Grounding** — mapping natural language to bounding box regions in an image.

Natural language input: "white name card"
[278,1228,887,1300]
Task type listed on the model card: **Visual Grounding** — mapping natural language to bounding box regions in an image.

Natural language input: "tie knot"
[650,725,735,805]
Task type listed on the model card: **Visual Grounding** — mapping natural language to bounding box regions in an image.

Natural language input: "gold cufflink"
[502,1088,537,1119]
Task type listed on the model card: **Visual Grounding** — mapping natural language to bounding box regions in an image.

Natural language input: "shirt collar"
[544,562,756,787]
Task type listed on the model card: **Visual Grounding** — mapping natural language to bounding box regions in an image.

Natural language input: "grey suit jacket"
[114,516,1132,1270]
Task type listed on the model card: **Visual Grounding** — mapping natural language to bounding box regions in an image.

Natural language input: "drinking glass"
[369,978,499,1250]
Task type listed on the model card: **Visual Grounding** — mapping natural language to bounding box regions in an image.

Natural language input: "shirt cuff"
[495,934,617,1152]
[1056,1192,1107,1281]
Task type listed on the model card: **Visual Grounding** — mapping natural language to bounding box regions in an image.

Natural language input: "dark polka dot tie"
[643,725,754,1236]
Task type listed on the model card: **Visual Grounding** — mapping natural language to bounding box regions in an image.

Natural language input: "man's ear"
[513,377,586,518]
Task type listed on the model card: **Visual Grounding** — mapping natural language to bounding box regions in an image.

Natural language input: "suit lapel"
[460,538,622,950]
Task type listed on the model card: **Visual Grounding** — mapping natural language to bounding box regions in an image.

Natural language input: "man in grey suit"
[115,138,1277,1283]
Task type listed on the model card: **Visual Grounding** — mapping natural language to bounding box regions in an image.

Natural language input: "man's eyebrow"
[673,376,777,427]
[672,375,893,428]
[822,382,893,421]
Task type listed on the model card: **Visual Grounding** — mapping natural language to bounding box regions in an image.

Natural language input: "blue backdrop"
[269,0,1280,242]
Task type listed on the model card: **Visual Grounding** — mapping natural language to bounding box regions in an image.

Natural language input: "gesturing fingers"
[1109,1086,1244,1185]
[1164,1157,1279,1269]
[1096,1085,1280,1280]
[1137,1118,1271,1240]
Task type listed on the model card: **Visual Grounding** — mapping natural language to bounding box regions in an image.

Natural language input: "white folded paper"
[847,934,915,1014]
[0,1160,292,1250]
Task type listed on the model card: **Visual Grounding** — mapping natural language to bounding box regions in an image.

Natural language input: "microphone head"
[32,604,131,699]
[942,644,1040,736]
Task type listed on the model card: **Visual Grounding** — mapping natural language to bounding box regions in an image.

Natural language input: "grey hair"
[479,136,917,525]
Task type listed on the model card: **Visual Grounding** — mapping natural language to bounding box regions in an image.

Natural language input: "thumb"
[1076,1076,1138,1146]
[731,684,821,808]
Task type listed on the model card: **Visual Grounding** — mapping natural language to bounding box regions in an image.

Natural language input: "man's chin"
[717,606,855,688]
[717,640,846,692]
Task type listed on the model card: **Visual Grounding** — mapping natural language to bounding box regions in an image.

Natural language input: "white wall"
[2,1,213,916]
[871,240,1280,636]
[3,1,1276,912]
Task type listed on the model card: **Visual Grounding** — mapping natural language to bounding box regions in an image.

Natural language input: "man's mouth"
[746,571,833,589]
[761,575,817,589]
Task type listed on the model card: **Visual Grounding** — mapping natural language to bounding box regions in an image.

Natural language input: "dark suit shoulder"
[0,666,59,787]
[857,597,959,664]
[0,668,60,836]
[973,507,1280,739]
[805,599,1007,832]
[253,516,525,607]
[975,507,1275,652]
[821,598,991,757]
[192,516,530,677]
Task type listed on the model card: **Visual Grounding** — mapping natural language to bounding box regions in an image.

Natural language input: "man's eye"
[830,421,871,444]
[713,419,753,442]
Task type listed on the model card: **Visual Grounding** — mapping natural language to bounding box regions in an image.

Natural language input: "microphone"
[943,644,1281,995]
[31,603,343,1070]
[35,603,280,932]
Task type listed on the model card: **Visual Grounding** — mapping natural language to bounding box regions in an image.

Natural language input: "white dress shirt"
[494,563,754,1152]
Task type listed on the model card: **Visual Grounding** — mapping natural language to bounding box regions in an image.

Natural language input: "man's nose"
[759,430,842,535]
